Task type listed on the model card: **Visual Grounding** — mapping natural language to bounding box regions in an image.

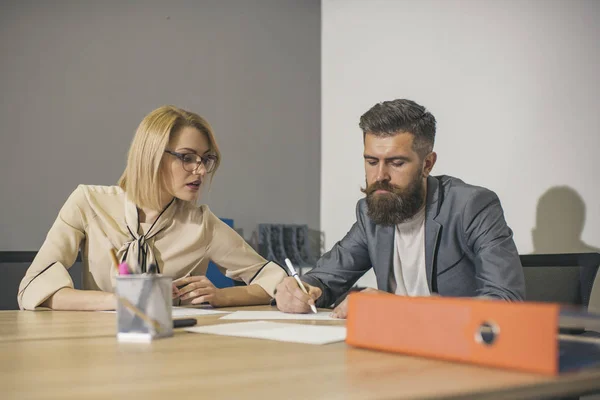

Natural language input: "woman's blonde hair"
[118,105,221,211]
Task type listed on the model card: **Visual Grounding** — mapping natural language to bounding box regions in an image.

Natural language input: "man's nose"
[376,163,391,182]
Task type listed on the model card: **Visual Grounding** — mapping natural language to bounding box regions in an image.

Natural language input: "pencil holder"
[116,275,173,341]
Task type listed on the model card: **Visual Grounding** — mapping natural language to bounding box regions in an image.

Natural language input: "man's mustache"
[362,181,402,196]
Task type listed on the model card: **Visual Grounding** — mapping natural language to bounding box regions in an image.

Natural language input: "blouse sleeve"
[203,209,286,297]
[18,186,87,310]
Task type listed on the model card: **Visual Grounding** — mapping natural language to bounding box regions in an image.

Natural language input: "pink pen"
[118,262,131,275]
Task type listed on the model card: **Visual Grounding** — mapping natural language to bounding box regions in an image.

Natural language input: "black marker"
[173,318,197,328]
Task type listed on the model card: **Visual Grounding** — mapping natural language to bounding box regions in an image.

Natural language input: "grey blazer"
[302,175,525,307]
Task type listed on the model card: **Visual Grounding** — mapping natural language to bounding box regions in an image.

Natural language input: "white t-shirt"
[389,207,431,296]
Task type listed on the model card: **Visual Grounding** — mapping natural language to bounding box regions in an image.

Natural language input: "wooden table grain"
[1,307,599,400]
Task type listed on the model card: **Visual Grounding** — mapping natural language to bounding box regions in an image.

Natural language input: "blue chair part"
[206,218,237,288]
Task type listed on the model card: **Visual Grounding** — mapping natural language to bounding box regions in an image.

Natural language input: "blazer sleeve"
[301,201,372,308]
[462,189,526,301]
[18,186,87,310]
[203,209,286,298]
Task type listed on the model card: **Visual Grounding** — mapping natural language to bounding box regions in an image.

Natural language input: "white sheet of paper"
[172,307,228,317]
[185,321,346,345]
[220,311,340,321]
[100,306,228,317]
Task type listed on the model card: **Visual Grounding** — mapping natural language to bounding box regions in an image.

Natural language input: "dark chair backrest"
[0,251,83,310]
[520,253,600,308]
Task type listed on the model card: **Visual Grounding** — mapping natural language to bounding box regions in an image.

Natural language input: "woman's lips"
[186,181,201,191]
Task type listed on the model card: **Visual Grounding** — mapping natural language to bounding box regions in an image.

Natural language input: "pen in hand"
[284,258,317,314]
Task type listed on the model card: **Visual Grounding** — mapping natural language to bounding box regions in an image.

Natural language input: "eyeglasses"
[164,150,218,173]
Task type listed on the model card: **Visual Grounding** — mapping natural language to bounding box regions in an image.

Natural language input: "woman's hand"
[173,276,225,306]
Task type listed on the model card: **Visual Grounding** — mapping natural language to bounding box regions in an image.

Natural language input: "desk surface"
[1,306,600,400]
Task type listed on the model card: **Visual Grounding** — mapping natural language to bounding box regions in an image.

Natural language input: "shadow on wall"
[527,186,600,316]
[532,186,599,254]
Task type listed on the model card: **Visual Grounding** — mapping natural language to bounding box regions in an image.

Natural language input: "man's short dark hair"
[359,99,436,157]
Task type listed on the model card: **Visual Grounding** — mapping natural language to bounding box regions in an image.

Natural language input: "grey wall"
[0,0,321,250]
[322,0,600,288]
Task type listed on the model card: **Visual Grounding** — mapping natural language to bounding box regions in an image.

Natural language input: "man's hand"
[275,277,322,313]
[330,288,386,319]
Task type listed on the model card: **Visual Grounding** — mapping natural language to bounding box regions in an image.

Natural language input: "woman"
[18,106,286,310]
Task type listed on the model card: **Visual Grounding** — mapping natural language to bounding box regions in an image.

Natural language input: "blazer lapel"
[374,224,395,292]
[424,176,442,292]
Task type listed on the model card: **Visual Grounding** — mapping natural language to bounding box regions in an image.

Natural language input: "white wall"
[0,0,321,250]
[322,0,600,286]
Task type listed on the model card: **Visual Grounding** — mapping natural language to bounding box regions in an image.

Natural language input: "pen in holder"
[116,274,173,342]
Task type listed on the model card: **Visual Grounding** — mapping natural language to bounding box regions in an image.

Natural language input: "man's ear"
[423,152,437,177]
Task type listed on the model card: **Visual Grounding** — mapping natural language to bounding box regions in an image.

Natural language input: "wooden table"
[1,306,600,400]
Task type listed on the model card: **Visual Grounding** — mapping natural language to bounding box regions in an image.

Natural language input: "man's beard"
[361,172,425,226]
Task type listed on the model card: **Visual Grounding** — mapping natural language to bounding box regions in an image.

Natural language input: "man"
[275,99,525,318]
